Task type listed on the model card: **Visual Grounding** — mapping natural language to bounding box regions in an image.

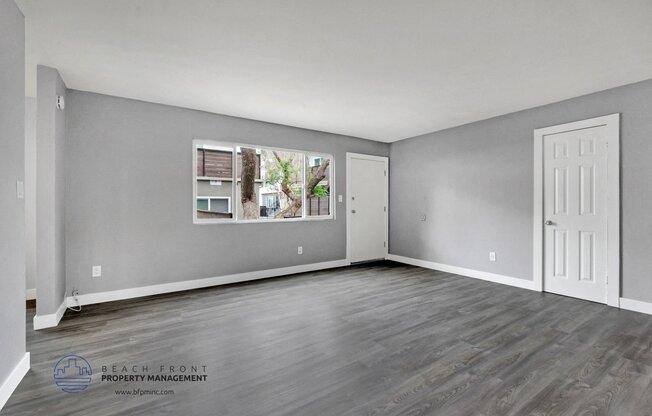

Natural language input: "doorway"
[533,114,620,306]
[346,153,388,263]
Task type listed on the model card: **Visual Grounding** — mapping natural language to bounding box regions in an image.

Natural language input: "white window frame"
[193,139,335,224]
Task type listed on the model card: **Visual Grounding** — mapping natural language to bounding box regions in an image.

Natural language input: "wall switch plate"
[297,246,303,255]
[489,252,496,262]
[92,265,102,278]
[16,181,24,199]
[338,195,343,203]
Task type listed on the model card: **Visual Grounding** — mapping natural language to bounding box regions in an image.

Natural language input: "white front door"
[348,154,388,263]
[543,126,608,303]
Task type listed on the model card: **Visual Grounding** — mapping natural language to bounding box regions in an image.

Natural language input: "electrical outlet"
[420,214,426,221]
[338,195,343,203]
[92,265,102,278]
[297,246,303,255]
[489,252,496,262]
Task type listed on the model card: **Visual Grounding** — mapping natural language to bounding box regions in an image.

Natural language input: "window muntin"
[193,140,333,223]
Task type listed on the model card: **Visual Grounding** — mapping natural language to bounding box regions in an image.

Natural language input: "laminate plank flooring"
[3,261,652,415]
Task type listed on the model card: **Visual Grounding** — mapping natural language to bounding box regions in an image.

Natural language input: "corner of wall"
[35,65,69,317]
[0,0,28,410]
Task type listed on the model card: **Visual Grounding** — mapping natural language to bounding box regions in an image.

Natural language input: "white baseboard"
[25,288,36,301]
[33,297,67,330]
[0,352,30,412]
[66,259,349,308]
[386,254,537,291]
[619,297,652,316]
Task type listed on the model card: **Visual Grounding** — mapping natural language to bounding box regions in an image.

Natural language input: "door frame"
[346,152,389,264]
[532,113,620,306]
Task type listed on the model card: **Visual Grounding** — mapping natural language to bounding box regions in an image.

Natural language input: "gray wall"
[25,97,36,292]
[389,79,652,303]
[36,66,67,315]
[0,0,26,386]
[65,91,388,295]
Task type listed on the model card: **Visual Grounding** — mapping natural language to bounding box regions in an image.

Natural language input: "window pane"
[197,145,233,178]
[237,147,304,220]
[306,154,331,216]
[209,198,229,213]
[196,198,209,210]
[196,143,233,219]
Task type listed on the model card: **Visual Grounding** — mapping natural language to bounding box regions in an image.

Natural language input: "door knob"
[545,220,554,226]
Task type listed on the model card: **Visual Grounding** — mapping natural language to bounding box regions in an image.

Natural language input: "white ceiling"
[17,0,652,142]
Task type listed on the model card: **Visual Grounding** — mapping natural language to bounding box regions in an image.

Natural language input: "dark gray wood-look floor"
[3,261,652,416]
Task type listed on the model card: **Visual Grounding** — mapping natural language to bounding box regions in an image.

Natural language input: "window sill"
[193,215,334,225]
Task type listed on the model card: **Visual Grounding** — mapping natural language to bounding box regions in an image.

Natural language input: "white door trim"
[533,113,620,306]
[346,153,389,264]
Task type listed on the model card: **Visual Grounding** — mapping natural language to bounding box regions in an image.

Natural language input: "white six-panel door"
[543,126,608,303]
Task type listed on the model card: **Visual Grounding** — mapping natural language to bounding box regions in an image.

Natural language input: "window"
[193,140,333,223]
[306,154,331,217]
[195,144,234,219]
[237,146,305,219]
